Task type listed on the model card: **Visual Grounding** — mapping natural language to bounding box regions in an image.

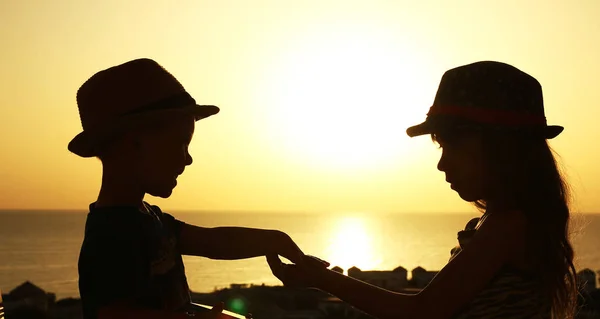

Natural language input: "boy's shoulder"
[85,203,152,234]
[144,202,184,229]
[145,202,163,213]
[85,202,181,233]
[88,202,164,216]
[145,202,173,220]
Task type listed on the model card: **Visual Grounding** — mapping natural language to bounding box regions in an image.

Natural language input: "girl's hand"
[266,254,329,288]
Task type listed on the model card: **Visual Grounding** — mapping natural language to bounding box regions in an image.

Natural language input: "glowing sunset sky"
[1,0,599,213]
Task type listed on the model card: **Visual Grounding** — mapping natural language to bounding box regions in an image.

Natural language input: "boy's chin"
[147,187,175,199]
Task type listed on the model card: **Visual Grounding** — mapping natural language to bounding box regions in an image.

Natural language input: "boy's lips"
[446,178,458,190]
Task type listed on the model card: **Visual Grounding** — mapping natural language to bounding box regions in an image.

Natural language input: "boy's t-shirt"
[78,202,191,319]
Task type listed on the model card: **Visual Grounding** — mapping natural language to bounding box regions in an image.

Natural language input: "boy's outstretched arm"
[178,224,306,264]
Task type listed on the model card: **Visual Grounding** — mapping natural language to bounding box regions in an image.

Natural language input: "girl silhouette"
[268,61,577,319]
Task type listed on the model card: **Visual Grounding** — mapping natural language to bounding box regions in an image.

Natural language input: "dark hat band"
[123,91,196,116]
[427,105,547,127]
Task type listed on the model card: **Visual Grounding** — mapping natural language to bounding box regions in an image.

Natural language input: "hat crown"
[406,61,563,139]
[433,61,545,117]
[76,58,190,131]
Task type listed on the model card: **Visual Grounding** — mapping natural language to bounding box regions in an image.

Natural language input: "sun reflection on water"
[325,216,382,273]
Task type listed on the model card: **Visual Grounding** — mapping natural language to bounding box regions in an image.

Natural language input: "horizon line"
[0,209,598,215]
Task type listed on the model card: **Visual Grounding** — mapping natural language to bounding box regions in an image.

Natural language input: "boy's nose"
[437,152,446,172]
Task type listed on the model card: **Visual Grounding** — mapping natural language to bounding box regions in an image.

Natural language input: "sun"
[324,216,381,272]
[264,27,433,171]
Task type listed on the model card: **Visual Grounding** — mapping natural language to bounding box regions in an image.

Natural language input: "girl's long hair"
[474,131,578,319]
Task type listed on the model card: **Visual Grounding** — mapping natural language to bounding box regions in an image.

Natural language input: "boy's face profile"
[132,114,196,198]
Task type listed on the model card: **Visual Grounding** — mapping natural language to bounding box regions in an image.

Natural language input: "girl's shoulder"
[478,210,527,232]
[477,210,531,268]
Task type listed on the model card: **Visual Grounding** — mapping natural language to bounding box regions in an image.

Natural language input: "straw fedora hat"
[68,58,219,157]
[406,61,563,139]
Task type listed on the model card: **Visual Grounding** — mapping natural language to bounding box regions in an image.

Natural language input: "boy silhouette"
[69,58,318,319]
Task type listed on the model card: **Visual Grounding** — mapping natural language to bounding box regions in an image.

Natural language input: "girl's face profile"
[434,130,487,202]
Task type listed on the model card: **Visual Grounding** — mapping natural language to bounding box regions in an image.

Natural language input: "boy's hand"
[303,255,330,269]
[272,232,330,268]
[271,231,305,265]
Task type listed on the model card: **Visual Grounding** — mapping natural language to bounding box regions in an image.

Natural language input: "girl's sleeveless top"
[450,217,552,319]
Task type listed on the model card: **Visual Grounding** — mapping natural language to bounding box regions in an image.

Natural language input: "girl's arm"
[270,210,527,319]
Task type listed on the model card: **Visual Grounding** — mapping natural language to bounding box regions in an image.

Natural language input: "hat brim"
[406,120,564,139]
[68,104,219,158]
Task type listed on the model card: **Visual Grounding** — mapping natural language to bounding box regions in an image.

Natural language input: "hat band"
[427,105,547,126]
[123,91,196,116]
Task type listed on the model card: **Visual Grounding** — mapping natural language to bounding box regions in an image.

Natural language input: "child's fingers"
[266,254,285,277]
[304,255,330,268]
[280,247,305,266]
[266,254,282,267]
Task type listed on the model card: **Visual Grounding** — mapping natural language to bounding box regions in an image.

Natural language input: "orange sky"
[1,0,599,213]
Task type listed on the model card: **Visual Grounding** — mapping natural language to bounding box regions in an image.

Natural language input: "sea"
[1,211,599,299]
